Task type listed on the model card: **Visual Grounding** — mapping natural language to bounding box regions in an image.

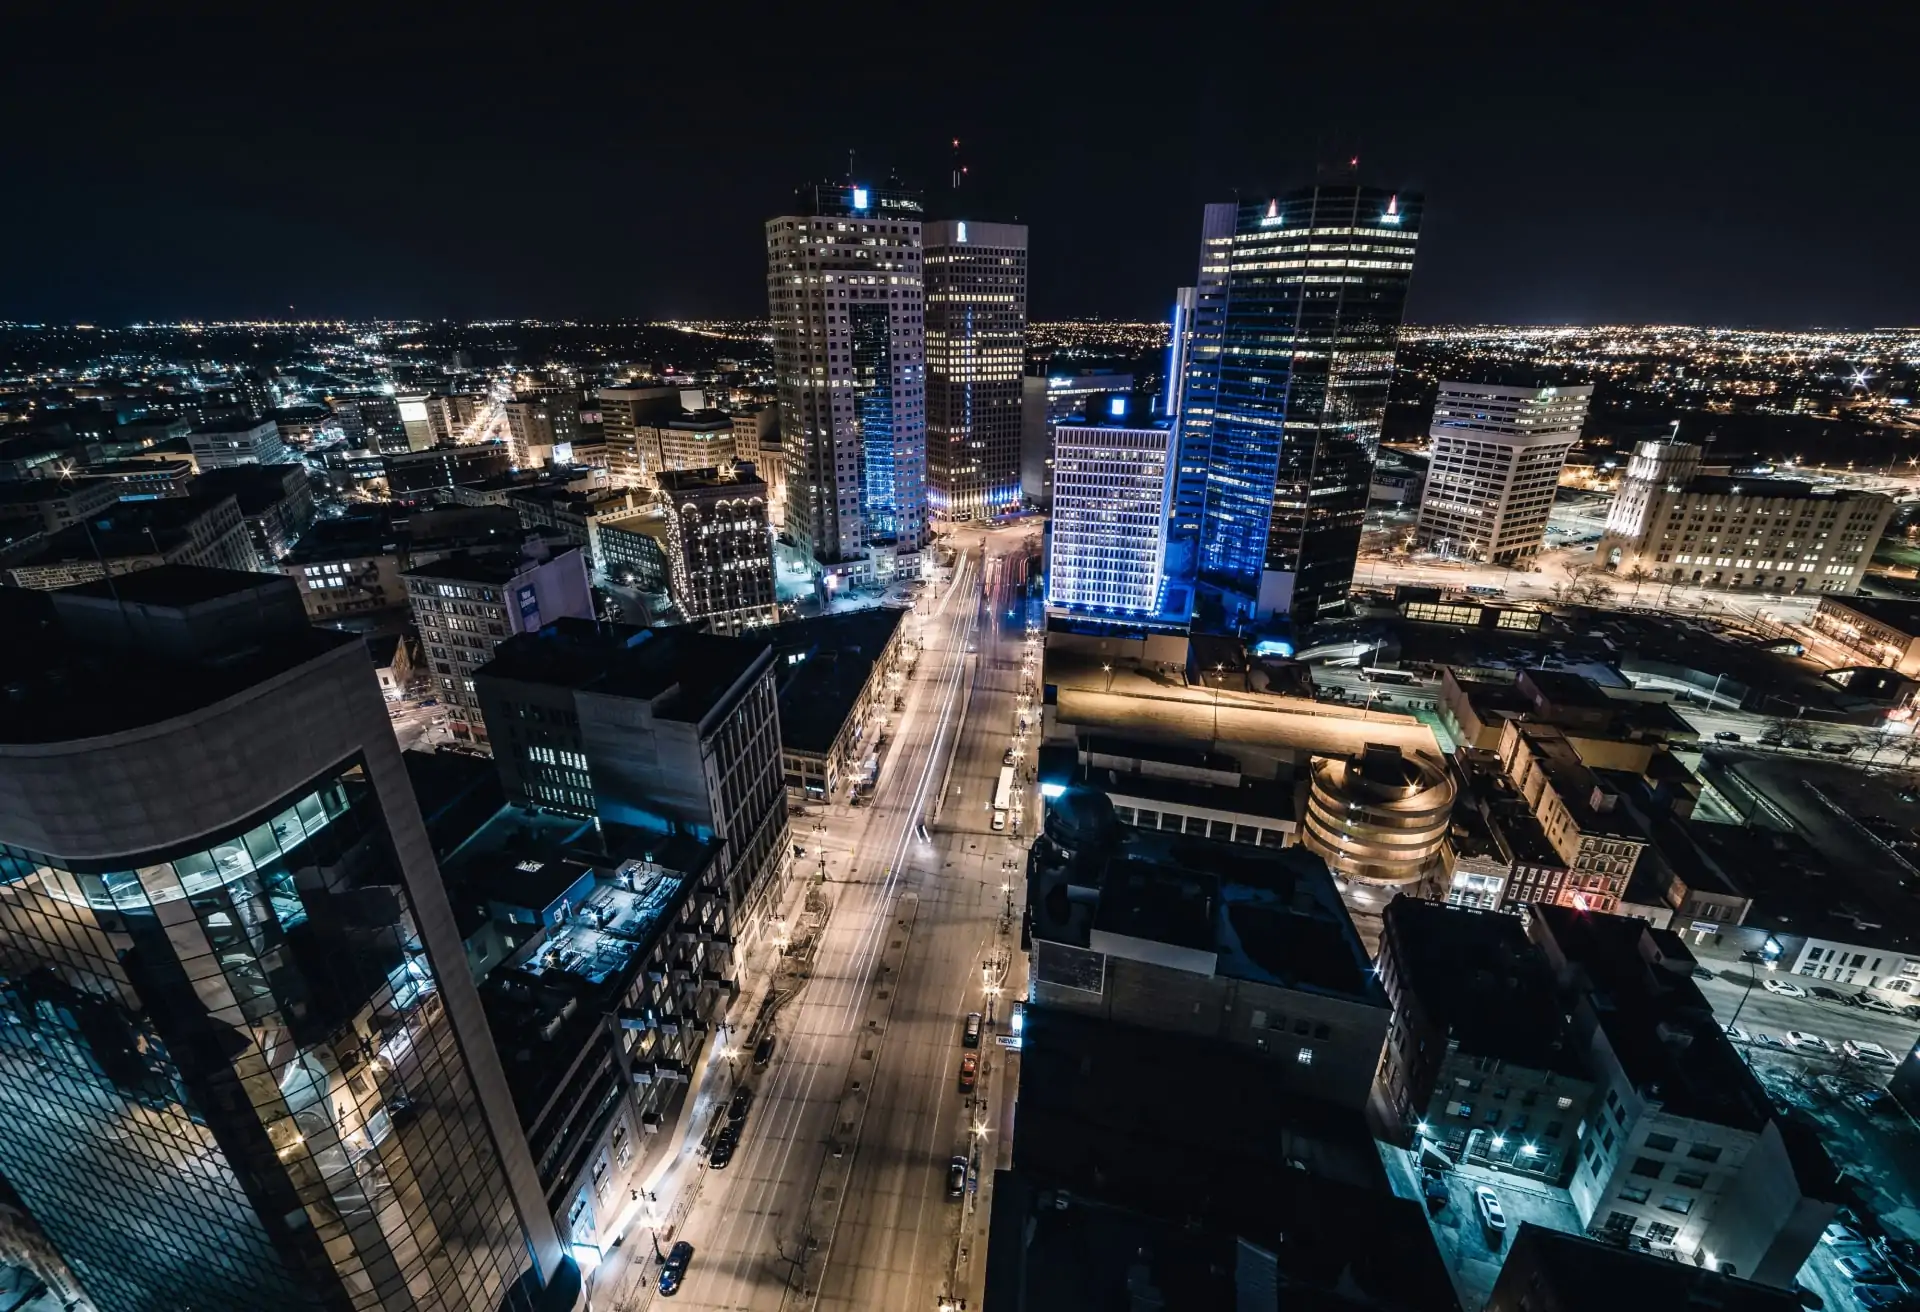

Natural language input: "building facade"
[766,183,927,585]
[2,493,258,590]
[474,623,791,930]
[1497,720,1649,915]
[923,218,1027,520]
[1045,408,1174,617]
[1019,369,1135,510]
[596,385,683,488]
[655,465,778,633]
[1415,382,1593,564]
[1600,438,1893,593]
[504,392,580,471]
[403,539,595,747]
[327,393,409,456]
[1177,186,1423,624]
[188,417,290,470]
[0,569,564,1312]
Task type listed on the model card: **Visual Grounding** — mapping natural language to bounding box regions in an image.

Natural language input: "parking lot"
[1382,1145,1584,1311]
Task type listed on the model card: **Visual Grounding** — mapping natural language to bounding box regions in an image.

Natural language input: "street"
[598,528,1034,1311]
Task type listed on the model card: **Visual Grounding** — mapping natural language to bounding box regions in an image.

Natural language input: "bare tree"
[1624,565,1650,603]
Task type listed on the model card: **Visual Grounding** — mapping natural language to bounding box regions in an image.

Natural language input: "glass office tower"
[0,569,561,1312]
[1178,184,1422,626]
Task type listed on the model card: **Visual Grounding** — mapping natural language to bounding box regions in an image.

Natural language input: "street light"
[1102,661,1113,693]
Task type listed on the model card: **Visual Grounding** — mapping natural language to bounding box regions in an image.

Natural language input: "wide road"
[609,530,1032,1311]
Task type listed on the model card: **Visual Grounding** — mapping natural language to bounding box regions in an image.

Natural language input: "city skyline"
[1,8,1913,328]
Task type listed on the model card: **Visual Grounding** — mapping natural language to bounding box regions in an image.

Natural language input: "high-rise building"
[0,568,565,1312]
[1598,436,1894,594]
[473,621,790,927]
[1161,286,1198,420]
[656,463,779,633]
[395,394,438,452]
[766,182,927,588]
[1019,368,1135,509]
[923,218,1027,520]
[403,537,594,746]
[1045,399,1175,618]
[596,385,684,488]
[656,410,739,473]
[1415,382,1593,564]
[1176,185,1422,625]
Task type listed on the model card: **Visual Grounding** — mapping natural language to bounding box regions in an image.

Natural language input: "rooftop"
[1824,593,1920,635]
[1531,905,1778,1131]
[0,568,350,745]
[1513,724,1649,842]
[1383,899,1585,1074]
[5,492,240,566]
[1488,1224,1802,1312]
[402,540,580,586]
[478,618,770,727]
[768,607,905,754]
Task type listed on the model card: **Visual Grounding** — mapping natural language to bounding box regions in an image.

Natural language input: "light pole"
[1727,936,1783,1041]
[1102,661,1113,693]
[1211,662,1225,743]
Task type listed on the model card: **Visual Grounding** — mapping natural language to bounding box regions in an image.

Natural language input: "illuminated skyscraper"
[923,219,1027,520]
[0,568,566,1312]
[1176,185,1423,625]
[1046,398,1175,618]
[766,183,928,588]
[1415,382,1593,564]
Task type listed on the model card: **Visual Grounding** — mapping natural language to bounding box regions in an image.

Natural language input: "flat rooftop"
[1092,828,1381,1001]
[403,542,579,586]
[768,608,904,754]
[479,619,769,727]
[1384,899,1585,1074]
[1824,593,1920,635]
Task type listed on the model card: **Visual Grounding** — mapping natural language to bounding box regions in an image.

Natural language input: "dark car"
[1819,742,1853,754]
[753,1034,776,1068]
[1715,730,1742,742]
[659,1241,694,1296]
[710,1125,738,1170]
[1854,1088,1895,1113]
[728,1087,754,1121]
[947,1156,969,1199]
[1693,967,1717,981]
[963,1013,983,1048]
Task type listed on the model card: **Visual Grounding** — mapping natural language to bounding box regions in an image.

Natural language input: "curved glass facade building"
[0,569,563,1312]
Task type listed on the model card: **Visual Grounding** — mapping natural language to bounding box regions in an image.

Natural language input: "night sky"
[2,5,1911,328]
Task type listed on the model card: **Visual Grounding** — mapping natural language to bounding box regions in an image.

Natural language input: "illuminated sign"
[852,187,870,210]
[1382,194,1402,225]
[1259,197,1284,227]
[1108,396,1128,418]
[956,220,968,243]
[517,583,540,628]
[879,196,921,211]
[397,400,430,423]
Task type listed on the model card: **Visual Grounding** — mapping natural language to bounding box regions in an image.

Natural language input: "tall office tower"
[1604,431,1701,542]
[0,568,563,1312]
[766,182,928,588]
[1415,382,1594,564]
[402,537,594,747]
[656,463,779,633]
[923,219,1028,521]
[1168,205,1235,571]
[1177,185,1423,625]
[1046,399,1175,618]
[1019,369,1136,509]
[396,394,437,452]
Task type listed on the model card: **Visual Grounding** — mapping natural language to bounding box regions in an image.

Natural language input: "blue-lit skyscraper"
[1174,184,1423,626]
[766,183,929,588]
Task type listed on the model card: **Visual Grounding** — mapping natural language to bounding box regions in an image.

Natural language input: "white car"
[1822,1220,1867,1248]
[1844,1039,1898,1067]
[1763,978,1808,998]
[1474,1186,1506,1232]
[1723,1024,1751,1044]
[1833,1252,1894,1284]
[1785,1031,1833,1053]
[990,811,1007,833]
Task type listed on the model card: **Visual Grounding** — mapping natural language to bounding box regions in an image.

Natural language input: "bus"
[993,766,1016,812]
[1359,667,1418,686]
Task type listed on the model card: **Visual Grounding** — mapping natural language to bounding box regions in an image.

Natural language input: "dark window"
[1644,1134,1678,1152]
[1629,1157,1665,1179]
[1620,1185,1651,1204]
[1686,1144,1723,1163]
[1659,1196,1693,1216]
[1672,1171,1708,1189]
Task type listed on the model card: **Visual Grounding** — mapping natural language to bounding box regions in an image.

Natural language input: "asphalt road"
[606,530,1032,1311]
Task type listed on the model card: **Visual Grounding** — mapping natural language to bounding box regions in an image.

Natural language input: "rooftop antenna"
[950,137,967,191]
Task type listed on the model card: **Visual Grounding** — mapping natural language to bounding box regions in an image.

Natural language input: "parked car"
[959,1053,979,1090]
[990,811,1008,833]
[1833,1253,1894,1284]
[1860,997,1902,1016]
[1844,1040,1898,1067]
[1853,1285,1910,1309]
[1475,1186,1507,1232]
[1753,1032,1789,1050]
[1723,1024,1751,1044]
[1854,1088,1895,1113]
[728,1087,754,1121]
[963,1012,983,1048]
[1786,1031,1834,1053]
[659,1241,695,1296]
[1818,742,1853,755]
[753,1034,776,1068]
[1824,1220,1868,1248]
[947,1156,969,1199]
[1694,967,1718,981]
[1714,731,1743,742]
[1764,979,1808,998]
